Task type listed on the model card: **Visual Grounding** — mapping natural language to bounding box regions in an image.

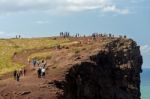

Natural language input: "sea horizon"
[141,68,150,99]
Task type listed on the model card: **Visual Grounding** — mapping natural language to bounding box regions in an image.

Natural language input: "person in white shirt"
[41,68,45,78]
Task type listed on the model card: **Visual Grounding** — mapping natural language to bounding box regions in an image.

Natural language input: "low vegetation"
[28,52,52,60]
[0,38,70,76]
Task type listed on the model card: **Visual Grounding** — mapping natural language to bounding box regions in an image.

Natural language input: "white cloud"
[0,0,130,15]
[140,45,150,55]
[102,5,129,14]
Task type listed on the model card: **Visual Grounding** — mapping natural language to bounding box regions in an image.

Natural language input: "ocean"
[141,68,150,99]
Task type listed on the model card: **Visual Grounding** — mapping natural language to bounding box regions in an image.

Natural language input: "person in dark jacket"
[16,71,20,82]
[37,67,42,78]
[13,70,17,80]
[32,59,36,67]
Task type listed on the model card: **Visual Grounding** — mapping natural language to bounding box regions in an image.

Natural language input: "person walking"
[28,58,30,64]
[13,70,17,80]
[16,71,20,82]
[36,60,40,66]
[22,68,26,76]
[41,67,46,78]
[37,67,42,78]
[32,59,36,67]
[41,60,47,68]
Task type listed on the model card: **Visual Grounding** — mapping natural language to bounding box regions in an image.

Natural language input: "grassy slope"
[0,38,70,75]
[29,52,52,60]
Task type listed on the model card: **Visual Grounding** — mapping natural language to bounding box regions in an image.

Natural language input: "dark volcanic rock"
[56,39,143,99]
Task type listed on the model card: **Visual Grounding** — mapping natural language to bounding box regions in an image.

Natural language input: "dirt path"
[0,37,112,99]
[0,40,84,99]
[0,49,59,99]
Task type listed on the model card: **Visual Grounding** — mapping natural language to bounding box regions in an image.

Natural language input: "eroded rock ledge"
[55,38,143,99]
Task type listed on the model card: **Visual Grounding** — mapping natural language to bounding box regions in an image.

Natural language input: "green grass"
[0,38,70,76]
[28,52,52,60]
[0,37,116,76]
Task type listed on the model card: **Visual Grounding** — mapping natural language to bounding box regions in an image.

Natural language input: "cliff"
[55,38,143,99]
[0,37,143,99]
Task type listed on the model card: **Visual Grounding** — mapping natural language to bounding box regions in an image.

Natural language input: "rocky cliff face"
[55,38,143,99]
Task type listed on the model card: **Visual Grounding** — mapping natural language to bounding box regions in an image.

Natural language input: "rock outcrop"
[55,38,143,99]
[0,37,142,99]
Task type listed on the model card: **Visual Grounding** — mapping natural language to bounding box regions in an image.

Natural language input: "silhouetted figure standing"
[124,35,127,38]
[92,33,96,41]
[75,34,77,38]
[19,35,21,39]
[84,35,86,38]
[109,34,111,38]
[62,32,64,37]
[37,67,42,78]
[13,70,17,80]
[16,72,20,82]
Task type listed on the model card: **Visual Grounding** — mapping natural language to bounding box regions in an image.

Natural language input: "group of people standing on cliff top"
[59,32,127,39]
[13,68,26,82]
[60,32,70,38]
[15,35,21,39]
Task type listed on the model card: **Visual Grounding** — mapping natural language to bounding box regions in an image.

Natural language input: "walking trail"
[0,37,110,99]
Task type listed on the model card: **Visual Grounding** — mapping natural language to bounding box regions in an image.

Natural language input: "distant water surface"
[141,68,150,99]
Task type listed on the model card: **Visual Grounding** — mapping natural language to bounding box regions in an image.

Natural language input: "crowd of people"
[91,33,127,39]
[59,32,127,39]
[13,58,47,81]
[60,32,81,38]
[31,59,47,78]
[60,32,70,38]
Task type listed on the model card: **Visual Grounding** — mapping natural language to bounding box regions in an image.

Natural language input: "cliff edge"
[55,38,143,99]
[0,37,143,99]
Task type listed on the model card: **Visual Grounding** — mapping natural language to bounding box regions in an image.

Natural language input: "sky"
[0,0,149,68]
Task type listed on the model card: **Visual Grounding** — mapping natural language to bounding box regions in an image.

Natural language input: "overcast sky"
[0,0,149,68]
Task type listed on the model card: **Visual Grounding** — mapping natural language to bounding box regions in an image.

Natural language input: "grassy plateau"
[0,37,70,76]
